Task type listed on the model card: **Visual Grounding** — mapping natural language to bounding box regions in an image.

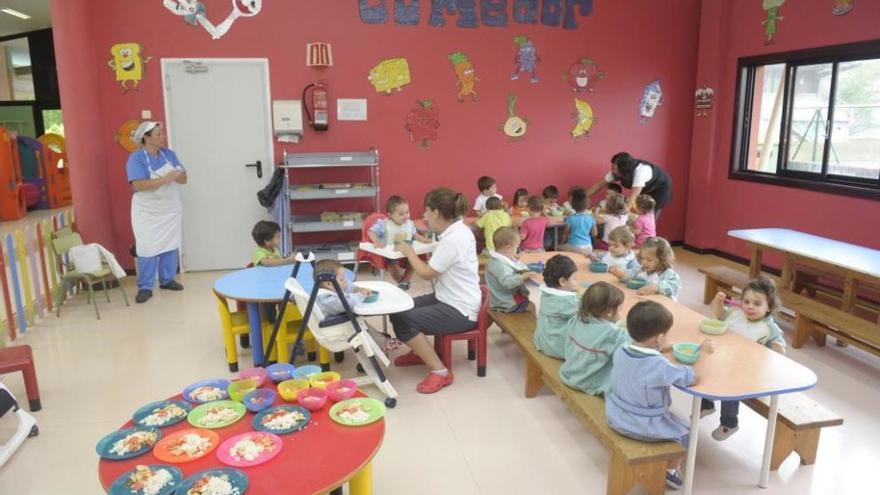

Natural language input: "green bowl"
[626,278,647,290]
[672,343,700,365]
[363,291,379,303]
[699,318,728,335]
[590,262,608,273]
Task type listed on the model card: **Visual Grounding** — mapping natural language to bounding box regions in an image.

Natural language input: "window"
[731,40,880,198]
[0,37,34,101]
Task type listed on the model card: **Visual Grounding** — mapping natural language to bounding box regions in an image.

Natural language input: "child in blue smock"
[533,255,579,359]
[559,189,597,257]
[701,276,787,440]
[559,282,629,395]
[610,236,682,301]
[606,301,713,489]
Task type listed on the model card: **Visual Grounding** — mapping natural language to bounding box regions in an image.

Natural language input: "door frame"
[160,58,275,271]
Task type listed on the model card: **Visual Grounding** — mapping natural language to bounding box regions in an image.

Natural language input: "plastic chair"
[0,345,41,411]
[357,212,388,271]
[213,289,258,373]
[273,303,331,369]
[51,232,129,320]
[434,286,491,377]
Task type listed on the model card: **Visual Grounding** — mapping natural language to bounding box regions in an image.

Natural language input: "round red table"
[98,390,384,495]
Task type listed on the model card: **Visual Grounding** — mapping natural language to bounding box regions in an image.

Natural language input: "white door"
[162,59,274,271]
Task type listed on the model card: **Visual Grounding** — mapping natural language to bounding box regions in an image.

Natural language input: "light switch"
[141,110,152,119]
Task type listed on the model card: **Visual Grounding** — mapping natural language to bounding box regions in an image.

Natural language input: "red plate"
[216,432,283,468]
[153,428,219,463]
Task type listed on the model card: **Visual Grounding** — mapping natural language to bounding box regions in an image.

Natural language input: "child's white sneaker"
[712,425,739,441]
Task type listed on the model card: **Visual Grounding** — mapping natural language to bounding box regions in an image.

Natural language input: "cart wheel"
[334,351,345,363]
[384,397,397,408]
[356,363,365,374]
[28,425,39,438]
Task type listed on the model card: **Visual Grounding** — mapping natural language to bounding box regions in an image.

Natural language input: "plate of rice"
[152,428,219,463]
[176,468,248,495]
[182,379,231,404]
[216,432,282,468]
[108,464,182,495]
[251,405,310,435]
[132,400,191,428]
[96,426,161,460]
[187,401,246,429]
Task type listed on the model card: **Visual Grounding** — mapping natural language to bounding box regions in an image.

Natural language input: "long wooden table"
[519,252,818,495]
[415,215,568,249]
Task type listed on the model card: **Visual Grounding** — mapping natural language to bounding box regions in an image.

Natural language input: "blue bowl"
[266,363,296,383]
[626,278,648,290]
[672,343,700,365]
[293,365,322,379]
[590,262,608,273]
[363,291,379,303]
[243,388,276,413]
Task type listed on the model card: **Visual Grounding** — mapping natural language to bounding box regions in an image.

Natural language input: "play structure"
[0,127,72,220]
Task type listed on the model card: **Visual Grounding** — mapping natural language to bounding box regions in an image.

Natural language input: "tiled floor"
[0,249,877,494]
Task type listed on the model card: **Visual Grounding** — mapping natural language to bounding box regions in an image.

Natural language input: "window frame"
[729,39,880,200]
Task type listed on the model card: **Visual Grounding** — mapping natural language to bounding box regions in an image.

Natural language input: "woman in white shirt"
[587,152,673,221]
[392,188,481,394]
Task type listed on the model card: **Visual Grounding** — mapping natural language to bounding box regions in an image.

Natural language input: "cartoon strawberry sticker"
[405,99,440,149]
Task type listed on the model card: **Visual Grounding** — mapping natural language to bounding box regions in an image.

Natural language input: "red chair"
[434,286,491,377]
[0,345,41,411]
[358,212,388,272]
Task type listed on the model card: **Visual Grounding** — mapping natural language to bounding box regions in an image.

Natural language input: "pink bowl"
[239,367,268,388]
[326,379,358,403]
[296,387,328,411]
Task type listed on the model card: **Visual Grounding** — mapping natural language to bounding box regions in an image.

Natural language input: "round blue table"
[213,264,354,366]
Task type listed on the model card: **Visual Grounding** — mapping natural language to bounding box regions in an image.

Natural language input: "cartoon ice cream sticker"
[107,42,152,92]
[406,100,440,149]
[511,35,540,83]
[571,98,595,139]
[564,58,604,93]
[500,94,528,141]
[449,51,479,102]
[762,0,786,44]
[832,0,853,15]
[639,80,662,123]
[369,58,412,94]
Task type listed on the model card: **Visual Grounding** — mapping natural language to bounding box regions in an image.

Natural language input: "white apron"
[131,149,183,258]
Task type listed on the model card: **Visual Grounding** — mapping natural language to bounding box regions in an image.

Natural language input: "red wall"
[51,0,701,264]
[686,0,880,263]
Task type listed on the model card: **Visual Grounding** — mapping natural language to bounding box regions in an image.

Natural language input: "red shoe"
[393,351,425,367]
[416,371,454,394]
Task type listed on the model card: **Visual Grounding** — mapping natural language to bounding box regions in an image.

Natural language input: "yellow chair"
[273,304,331,369]
[213,289,266,373]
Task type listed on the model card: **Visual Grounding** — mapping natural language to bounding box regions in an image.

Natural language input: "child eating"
[559,282,629,395]
[519,195,549,253]
[559,189,597,256]
[542,185,565,217]
[610,236,681,301]
[701,276,786,440]
[486,227,542,313]
[473,175,502,216]
[475,197,512,252]
[630,195,657,248]
[510,187,530,218]
[313,259,371,318]
[367,195,432,289]
[251,220,294,266]
[534,255,580,359]
[593,226,637,271]
[595,192,629,250]
[562,185,586,216]
[606,301,713,490]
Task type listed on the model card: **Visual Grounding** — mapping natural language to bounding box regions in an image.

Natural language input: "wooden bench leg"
[771,423,823,470]
[703,277,719,305]
[524,358,543,398]
[794,428,821,466]
[812,324,828,347]
[793,314,813,348]
[607,454,667,495]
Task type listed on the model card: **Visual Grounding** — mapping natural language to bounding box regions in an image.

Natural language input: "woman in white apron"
[125,121,187,303]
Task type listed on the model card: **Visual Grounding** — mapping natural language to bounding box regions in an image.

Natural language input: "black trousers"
[389,294,476,342]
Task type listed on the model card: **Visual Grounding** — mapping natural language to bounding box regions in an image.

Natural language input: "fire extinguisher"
[303,81,329,131]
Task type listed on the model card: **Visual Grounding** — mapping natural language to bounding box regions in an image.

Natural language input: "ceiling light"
[1,8,31,20]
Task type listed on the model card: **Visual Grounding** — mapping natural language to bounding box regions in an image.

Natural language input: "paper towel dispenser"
[272,100,304,142]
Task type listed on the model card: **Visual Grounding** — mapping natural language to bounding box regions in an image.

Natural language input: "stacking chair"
[434,286,492,376]
[51,232,129,320]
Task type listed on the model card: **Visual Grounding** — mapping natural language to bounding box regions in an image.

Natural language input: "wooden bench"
[490,310,684,495]
[743,394,843,470]
[785,290,880,357]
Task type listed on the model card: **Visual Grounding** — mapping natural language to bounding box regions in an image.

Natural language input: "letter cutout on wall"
[639,79,662,123]
[762,0,786,44]
[481,0,509,27]
[395,0,420,24]
[511,35,540,83]
[107,43,152,92]
[695,86,715,117]
[449,52,479,102]
[564,58,603,93]
[541,0,563,26]
[429,0,479,27]
[360,0,388,23]
[500,94,528,141]
[571,98,594,139]
[513,0,538,23]
[832,0,853,15]
[563,0,593,29]
[406,100,440,148]
[369,58,412,94]
[162,0,262,39]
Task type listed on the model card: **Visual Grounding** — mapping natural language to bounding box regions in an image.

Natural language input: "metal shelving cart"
[279,150,379,268]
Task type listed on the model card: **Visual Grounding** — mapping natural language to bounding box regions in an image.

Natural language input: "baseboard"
[680,244,782,276]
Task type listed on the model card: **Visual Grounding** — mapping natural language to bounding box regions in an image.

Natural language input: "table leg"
[759,395,780,488]
[749,245,763,279]
[350,462,373,495]
[246,302,265,366]
[682,396,701,495]
[780,257,793,291]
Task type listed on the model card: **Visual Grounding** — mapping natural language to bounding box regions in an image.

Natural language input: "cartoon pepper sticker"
[571,98,595,139]
[108,42,152,93]
[500,94,528,142]
[511,35,540,83]
[406,100,440,149]
[564,58,604,93]
[448,52,479,102]
[762,0,786,44]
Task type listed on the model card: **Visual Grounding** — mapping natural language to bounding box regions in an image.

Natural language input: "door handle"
[245,160,263,179]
